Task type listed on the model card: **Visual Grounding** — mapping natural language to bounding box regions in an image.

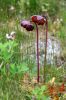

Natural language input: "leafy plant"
[0,41,18,76]
[32,85,50,100]
[10,62,29,76]
[0,41,18,62]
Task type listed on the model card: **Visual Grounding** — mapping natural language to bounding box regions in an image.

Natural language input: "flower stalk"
[35,23,40,82]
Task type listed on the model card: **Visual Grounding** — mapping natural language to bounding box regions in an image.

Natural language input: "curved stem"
[35,24,40,82]
[44,19,48,83]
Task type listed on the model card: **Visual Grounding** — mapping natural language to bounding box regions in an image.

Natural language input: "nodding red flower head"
[31,15,46,25]
[26,24,34,31]
[21,20,34,31]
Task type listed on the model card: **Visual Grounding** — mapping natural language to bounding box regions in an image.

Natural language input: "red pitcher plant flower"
[31,15,48,82]
[21,20,34,31]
